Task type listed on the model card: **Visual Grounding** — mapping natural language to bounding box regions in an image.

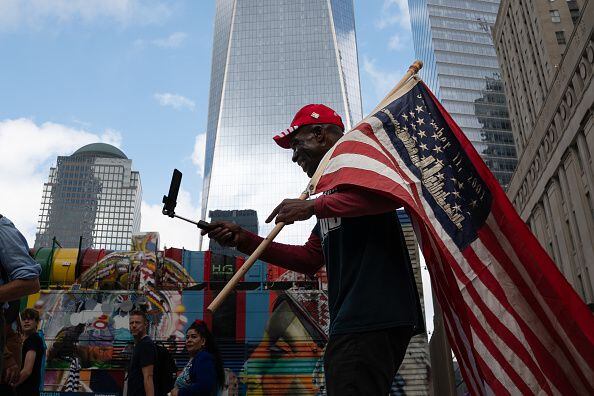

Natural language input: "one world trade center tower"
[201,0,363,246]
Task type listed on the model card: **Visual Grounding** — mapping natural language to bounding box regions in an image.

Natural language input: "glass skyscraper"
[201,0,362,245]
[35,143,142,251]
[408,0,517,187]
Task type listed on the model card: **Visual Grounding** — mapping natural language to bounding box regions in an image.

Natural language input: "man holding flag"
[204,103,425,395]
[206,62,594,394]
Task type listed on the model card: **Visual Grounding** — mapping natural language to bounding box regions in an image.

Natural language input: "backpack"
[154,343,177,395]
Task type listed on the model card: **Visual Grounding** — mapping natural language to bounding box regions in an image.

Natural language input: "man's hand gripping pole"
[207,190,310,313]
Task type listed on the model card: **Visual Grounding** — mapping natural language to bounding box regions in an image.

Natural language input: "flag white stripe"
[363,118,414,177]
[442,304,486,395]
[472,328,522,395]
[426,234,485,395]
[425,231,533,393]
[487,216,593,388]
[472,236,577,394]
[464,277,546,394]
[324,153,408,187]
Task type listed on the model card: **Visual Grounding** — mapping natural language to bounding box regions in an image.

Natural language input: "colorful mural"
[30,232,331,395]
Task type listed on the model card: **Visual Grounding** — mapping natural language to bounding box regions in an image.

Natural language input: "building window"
[567,0,580,24]
[555,31,566,44]
[550,10,561,23]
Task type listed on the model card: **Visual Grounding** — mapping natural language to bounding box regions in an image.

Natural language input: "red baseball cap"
[273,104,344,149]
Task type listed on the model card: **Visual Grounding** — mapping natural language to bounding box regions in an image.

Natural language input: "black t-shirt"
[127,336,156,396]
[314,210,425,336]
[16,332,44,396]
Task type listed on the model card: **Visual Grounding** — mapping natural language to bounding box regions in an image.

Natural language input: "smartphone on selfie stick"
[162,169,211,230]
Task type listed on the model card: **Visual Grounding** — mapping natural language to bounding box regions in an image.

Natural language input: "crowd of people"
[0,214,225,396]
[126,311,224,396]
[4,304,225,396]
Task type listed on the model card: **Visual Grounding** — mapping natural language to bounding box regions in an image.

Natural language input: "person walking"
[14,308,44,396]
[172,320,224,396]
[126,311,156,396]
[0,214,41,396]
[203,104,424,395]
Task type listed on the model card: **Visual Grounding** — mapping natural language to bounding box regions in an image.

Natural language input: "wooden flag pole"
[388,60,423,100]
[207,191,309,313]
[368,60,423,117]
[207,60,423,313]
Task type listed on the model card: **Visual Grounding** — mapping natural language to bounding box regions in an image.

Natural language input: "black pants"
[324,326,414,396]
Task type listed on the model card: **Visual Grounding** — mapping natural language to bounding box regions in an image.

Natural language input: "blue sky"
[0,0,415,245]
[0,0,432,332]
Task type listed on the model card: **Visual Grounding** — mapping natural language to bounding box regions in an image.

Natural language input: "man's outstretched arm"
[237,231,323,275]
[203,222,324,275]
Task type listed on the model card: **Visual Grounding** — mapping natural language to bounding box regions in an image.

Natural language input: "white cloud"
[191,133,207,177]
[388,34,403,50]
[140,188,202,250]
[134,32,188,49]
[0,118,123,244]
[153,32,187,48]
[153,93,195,111]
[362,56,402,103]
[375,0,411,31]
[99,128,123,147]
[0,0,172,31]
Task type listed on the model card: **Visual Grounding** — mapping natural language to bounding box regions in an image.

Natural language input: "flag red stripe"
[332,139,400,174]
[317,167,411,206]
[431,244,534,393]
[356,122,425,210]
[428,259,485,395]
[413,204,550,393]
[441,300,490,395]
[422,231,489,395]
[432,262,502,395]
[490,202,594,355]
[480,221,594,391]
[463,245,568,393]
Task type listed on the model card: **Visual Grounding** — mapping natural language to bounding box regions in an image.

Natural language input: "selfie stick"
[162,169,210,230]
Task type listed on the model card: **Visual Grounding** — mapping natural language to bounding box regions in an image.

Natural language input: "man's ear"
[312,125,325,143]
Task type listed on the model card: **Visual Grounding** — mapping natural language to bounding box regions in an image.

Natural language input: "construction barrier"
[50,248,78,285]
[34,247,53,287]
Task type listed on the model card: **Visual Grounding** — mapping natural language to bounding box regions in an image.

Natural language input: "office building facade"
[408,0,518,187]
[201,0,363,245]
[493,0,593,307]
[35,143,142,251]
[208,209,258,256]
[397,210,430,395]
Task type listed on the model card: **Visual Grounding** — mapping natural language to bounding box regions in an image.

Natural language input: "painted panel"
[32,232,330,395]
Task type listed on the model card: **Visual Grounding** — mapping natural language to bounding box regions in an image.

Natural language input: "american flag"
[308,77,594,395]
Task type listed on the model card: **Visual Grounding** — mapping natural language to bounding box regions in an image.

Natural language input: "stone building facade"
[493,0,593,307]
